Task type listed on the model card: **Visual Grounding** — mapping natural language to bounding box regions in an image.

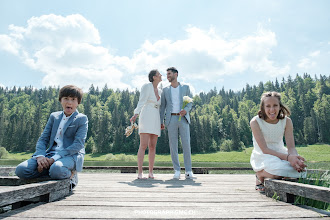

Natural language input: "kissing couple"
[130,67,195,180]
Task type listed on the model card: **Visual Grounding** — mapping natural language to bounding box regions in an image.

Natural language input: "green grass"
[294,171,330,211]
[2,144,329,169]
[295,144,330,162]
[87,144,330,163]
[2,152,32,160]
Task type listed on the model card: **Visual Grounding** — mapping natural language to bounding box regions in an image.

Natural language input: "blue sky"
[0,0,329,94]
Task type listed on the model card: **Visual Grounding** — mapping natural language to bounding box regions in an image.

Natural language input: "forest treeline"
[0,73,329,154]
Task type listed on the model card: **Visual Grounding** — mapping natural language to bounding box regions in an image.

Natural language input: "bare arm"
[284,117,298,155]
[284,118,307,171]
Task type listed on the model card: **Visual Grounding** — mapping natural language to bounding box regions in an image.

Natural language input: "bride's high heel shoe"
[148,173,154,179]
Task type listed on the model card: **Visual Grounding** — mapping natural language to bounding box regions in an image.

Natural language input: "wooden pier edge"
[0,179,70,208]
[265,179,330,204]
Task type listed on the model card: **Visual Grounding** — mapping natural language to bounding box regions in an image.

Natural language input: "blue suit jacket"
[32,110,88,172]
[160,82,193,126]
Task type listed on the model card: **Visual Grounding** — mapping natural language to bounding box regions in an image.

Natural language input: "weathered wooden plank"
[20,202,316,212]
[45,200,287,207]
[1,205,326,219]
[0,167,16,176]
[76,173,257,183]
[0,179,70,207]
[68,186,255,193]
[2,218,326,220]
[69,191,260,197]
[62,196,267,203]
[62,191,268,202]
[0,176,52,186]
[265,179,330,203]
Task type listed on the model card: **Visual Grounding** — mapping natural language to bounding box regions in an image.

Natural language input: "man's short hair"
[58,85,83,104]
[167,67,178,75]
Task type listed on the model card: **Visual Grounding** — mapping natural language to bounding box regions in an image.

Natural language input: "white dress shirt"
[171,86,181,113]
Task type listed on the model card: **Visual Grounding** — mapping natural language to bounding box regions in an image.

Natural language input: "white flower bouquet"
[179,96,193,121]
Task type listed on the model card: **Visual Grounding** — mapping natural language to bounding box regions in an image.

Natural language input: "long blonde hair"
[258,91,290,120]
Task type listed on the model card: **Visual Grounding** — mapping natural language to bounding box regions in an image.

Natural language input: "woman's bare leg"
[256,169,282,185]
[148,134,158,178]
[137,133,149,178]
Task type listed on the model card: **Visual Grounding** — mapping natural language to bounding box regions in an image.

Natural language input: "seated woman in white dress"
[130,70,162,179]
[250,91,307,192]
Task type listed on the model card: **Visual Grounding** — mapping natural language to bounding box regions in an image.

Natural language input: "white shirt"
[171,86,181,113]
[34,112,73,161]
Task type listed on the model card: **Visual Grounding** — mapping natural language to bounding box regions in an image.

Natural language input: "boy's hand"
[37,165,44,173]
[36,157,55,173]
[47,158,55,166]
[37,156,51,169]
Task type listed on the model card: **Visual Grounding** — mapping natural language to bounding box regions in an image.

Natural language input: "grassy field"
[86,144,330,162]
[2,144,329,170]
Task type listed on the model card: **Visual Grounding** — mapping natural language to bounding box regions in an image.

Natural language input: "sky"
[0,0,330,94]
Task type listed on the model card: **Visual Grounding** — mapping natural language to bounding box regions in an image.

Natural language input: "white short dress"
[134,83,161,137]
[250,116,306,178]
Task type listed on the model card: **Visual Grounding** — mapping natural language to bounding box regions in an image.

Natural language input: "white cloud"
[0,14,129,91]
[297,50,320,70]
[0,14,289,91]
[0,34,20,55]
[297,58,316,69]
[131,74,150,92]
[309,50,320,57]
[126,26,289,80]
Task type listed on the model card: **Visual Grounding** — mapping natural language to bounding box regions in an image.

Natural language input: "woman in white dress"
[130,70,162,179]
[250,91,307,192]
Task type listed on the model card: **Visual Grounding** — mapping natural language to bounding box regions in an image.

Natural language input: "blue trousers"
[15,155,75,179]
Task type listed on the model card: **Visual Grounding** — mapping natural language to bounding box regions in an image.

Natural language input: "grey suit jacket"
[160,83,193,126]
[32,110,88,172]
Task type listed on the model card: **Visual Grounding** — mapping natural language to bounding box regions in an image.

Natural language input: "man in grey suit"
[15,85,88,190]
[160,67,196,179]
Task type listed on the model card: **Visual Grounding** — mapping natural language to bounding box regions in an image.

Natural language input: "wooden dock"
[1,173,329,219]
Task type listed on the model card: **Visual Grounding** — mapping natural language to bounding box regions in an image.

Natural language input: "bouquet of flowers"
[125,121,138,137]
[179,96,193,121]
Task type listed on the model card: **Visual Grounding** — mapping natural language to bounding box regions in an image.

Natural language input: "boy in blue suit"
[15,85,88,190]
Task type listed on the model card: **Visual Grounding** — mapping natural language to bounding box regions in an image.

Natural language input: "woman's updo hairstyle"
[148,69,158,82]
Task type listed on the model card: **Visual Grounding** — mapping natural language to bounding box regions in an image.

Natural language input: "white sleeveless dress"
[250,116,306,178]
[134,83,161,137]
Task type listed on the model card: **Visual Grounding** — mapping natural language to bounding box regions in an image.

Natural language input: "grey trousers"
[167,115,192,172]
[15,155,75,179]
